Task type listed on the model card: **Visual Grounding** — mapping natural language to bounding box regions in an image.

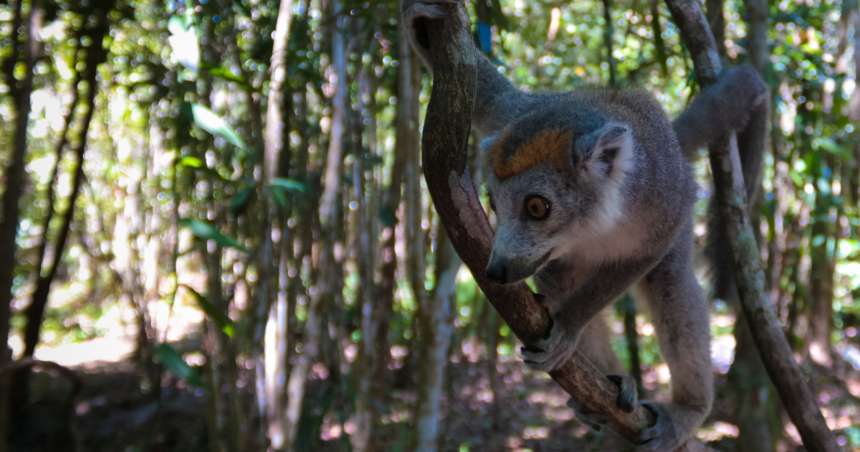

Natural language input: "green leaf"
[789,169,804,188]
[178,156,203,168]
[270,178,307,194]
[155,343,203,389]
[378,206,397,227]
[812,234,826,248]
[365,155,384,167]
[269,186,288,212]
[488,0,509,31]
[190,104,246,149]
[229,185,255,215]
[201,62,254,92]
[182,285,235,338]
[180,219,248,252]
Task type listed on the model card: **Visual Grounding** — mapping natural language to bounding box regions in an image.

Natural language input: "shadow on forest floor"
[6,348,860,452]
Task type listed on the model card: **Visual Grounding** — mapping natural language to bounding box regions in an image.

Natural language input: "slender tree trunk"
[602,0,617,84]
[706,0,726,60]
[487,309,501,431]
[351,35,377,452]
[851,10,860,207]
[30,31,85,307]
[22,33,107,357]
[365,25,411,441]
[0,0,43,371]
[808,159,834,366]
[261,1,293,449]
[721,2,776,450]
[412,227,461,452]
[284,1,346,447]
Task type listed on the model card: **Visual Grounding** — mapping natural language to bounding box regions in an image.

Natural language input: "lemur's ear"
[478,133,499,159]
[573,122,633,180]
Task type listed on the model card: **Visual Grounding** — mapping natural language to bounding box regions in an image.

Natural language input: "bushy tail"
[672,65,770,302]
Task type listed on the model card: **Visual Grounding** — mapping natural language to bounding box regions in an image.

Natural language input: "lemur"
[402,0,769,450]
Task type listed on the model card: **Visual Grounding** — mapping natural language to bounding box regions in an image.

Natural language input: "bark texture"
[663,0,839,450]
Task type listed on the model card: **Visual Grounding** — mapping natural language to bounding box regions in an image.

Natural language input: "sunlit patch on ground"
[711,333,736,374]
[695,420,739,442]
[31,333,135,367]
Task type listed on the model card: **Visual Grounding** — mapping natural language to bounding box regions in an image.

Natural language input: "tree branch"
[663,0,839,450]
[419,3,712,449]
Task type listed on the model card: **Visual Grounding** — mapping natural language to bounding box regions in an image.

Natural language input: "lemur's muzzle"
[486,258,508,284]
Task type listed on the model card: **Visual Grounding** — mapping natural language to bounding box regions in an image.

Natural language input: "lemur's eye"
[525,196,550,220]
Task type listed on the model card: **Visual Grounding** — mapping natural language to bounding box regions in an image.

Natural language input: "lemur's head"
[482,113,635,284]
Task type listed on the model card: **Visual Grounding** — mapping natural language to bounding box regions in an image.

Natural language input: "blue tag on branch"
[478,21,492,53]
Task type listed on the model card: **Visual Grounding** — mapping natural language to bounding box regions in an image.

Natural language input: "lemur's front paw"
[567,374,638,431]
[519,322,579,372]
[606,374,638,413]
[567,398,607,432]
[631,402,684,452]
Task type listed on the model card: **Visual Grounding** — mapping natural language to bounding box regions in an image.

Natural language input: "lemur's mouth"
[533,250,554,271]
[511,249,554,283]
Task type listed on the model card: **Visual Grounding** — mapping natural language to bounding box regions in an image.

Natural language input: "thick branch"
[419,3,708,447]
[663,1,839,451]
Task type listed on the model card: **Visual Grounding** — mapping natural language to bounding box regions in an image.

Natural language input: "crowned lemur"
[402,1,769,450]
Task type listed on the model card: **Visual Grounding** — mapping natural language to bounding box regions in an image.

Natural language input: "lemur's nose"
[486,260,508,284]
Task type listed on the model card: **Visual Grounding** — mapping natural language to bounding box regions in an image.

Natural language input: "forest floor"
[7,341,860,452]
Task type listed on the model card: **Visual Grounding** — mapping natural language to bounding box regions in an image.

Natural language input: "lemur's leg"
[534,262,639,423]
[672,65,768,162]
[629,225,713,452]
[672,65,769,302]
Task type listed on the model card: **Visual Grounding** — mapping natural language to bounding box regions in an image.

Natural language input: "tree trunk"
[412,227,461,452]
[351,31,378,452]
[706,0,726,60]
[602,0,618,85]
[808,160,835,367]
[0,0,43,369]
[261,1,293,449]
[721,2,776,450]
[364,20,412,445]
[664,0,839,450]
[284,1,346,447]
[22,33,107,357]
[728,315,775,452]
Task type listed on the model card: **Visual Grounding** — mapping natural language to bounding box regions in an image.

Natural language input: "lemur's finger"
[606,374,638,413]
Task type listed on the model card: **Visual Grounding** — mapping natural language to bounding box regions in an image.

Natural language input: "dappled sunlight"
[34,334,135,367]
[696,421,739,442]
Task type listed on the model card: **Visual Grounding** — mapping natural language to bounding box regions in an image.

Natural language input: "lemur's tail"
[672,65,770,303]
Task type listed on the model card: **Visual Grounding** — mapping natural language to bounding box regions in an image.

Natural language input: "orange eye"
[525,196,550,220]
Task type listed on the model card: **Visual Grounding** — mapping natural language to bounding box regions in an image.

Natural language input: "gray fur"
[403,1,765,449]
[672,65,770,303]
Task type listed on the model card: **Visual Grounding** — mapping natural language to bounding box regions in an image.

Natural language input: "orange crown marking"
[489,128,573,180]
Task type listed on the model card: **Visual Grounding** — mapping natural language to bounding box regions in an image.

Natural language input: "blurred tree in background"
[0,0,858,451]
